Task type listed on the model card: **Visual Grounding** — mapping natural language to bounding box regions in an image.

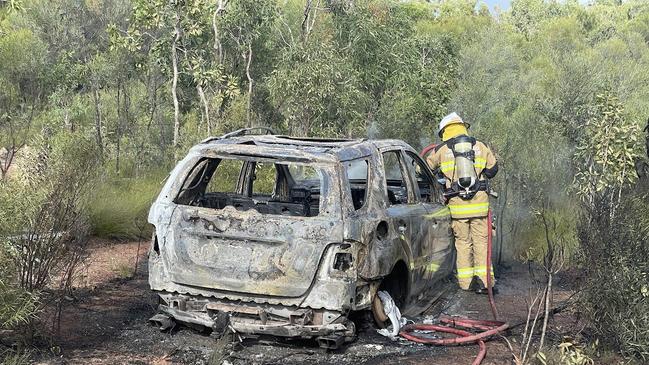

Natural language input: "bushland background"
[1,0,648,364]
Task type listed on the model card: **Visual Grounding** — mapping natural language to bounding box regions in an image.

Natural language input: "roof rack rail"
[200,127,275,144]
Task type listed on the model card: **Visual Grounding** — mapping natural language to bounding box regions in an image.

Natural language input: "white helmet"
[438,112,469,137]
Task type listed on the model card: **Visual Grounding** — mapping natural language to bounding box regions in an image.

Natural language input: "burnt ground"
[30,239,581,365]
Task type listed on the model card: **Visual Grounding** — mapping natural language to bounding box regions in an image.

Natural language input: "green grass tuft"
[89,173,166,239]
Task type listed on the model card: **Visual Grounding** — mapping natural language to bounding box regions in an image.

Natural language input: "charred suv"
[148,129,454,348]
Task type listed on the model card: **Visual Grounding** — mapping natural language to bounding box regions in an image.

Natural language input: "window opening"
[382,151,409,205]
[175,157,325,217]
[404,152,437,202]
[206,159,243,193]
[344,159,369,210]
[252,162,276,196]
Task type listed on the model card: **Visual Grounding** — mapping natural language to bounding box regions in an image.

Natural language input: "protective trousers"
[451,217,495,290]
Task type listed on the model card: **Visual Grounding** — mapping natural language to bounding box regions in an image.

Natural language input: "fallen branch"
[507,300,572,332]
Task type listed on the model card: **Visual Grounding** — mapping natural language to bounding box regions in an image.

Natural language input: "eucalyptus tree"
[0,24,48,180]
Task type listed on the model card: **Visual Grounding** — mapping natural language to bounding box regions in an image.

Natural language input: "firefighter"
[426,113,499,294]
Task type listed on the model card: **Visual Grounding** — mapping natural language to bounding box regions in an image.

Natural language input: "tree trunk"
[197,84,211,135]
[116,82,122,174]
[211,0,227,134]
[64,107,72,132]
[301,0,313,42]
[212,0,227,63]
[147,67,167,159]
[539,272,553,351]
[301,0,320,43]
[92,86,104,158]
[0,148,12,180]
[171,11,182,156]
[246,42,253,127]
[123,80,132,173]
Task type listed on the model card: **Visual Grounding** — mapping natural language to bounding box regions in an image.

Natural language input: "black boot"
[474,280,498,295]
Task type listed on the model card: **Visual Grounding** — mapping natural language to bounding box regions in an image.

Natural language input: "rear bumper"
[154,293,355,340]
[148,244,367,311]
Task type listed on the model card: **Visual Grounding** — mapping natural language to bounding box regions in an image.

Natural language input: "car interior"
[174,157,322,217]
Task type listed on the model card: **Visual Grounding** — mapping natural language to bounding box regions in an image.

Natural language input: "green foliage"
[268,0,463,144]
[2,0,649,359]
[0,224,38,331]
[0,349,31,365]
[2,131,98,291]
[578,192,649,360]
[268,39,369,137]
[252,162,277,195]
[573,89,647,361]
[219,0,277,49]
[574,93,642,206]
[520,205,579,262]
[207,159,246,194]
[0,278,37,329]
[449,1,649,268]
[375,33,457,148]
[89,173,165,239]
[0,27,46,101]
[0,131,96,352]
[418,0,492,42]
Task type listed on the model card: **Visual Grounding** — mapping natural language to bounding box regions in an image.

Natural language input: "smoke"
[367,120,380,139]
[419,136,434,151]
[366,120,437,153]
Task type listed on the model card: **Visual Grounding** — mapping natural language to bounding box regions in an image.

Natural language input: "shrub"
[536,339,596,365]
[88,172,165,239]
[572,92,648,360]
[0,350,31,365]
[0,278,36,365]
[0,130,97,348]
[578,190,649,360]
[1,131,97,292]
[0,278,38,329]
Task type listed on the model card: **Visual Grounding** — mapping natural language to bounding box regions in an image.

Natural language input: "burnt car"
[148,128,454,348]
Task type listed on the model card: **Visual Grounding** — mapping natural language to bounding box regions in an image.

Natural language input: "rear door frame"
[401,149,453,297]
[376,147,426,305]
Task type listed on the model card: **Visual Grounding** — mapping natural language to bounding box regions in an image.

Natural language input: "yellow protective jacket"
[426,138,498,219]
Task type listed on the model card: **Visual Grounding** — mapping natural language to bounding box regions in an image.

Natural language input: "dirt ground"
[30,239,580,365]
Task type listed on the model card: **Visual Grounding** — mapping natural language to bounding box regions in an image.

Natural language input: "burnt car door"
[377,149,426,304]
[402,151,454,298]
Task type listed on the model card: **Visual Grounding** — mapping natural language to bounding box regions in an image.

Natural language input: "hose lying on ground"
[392,209,509,365]
[399,317,509,365]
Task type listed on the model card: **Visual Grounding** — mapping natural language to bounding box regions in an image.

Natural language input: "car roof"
[190,134,414,163]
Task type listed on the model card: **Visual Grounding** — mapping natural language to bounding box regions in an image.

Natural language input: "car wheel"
[371,294,389,328]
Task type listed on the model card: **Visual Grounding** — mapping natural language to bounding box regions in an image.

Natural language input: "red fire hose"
[400,317,509,365]
[486,209,498,321]
[407,144,508,364]
[420,143,438,158]
[398,204,509,364]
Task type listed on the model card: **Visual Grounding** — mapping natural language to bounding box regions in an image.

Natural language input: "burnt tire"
[371,294,389,328]
[372,262,408,328]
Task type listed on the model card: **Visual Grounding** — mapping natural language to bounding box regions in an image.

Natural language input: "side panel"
[408,204,453,296]
[401,150,454,297]
[355,207,412,281]
[341,149,410,282]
